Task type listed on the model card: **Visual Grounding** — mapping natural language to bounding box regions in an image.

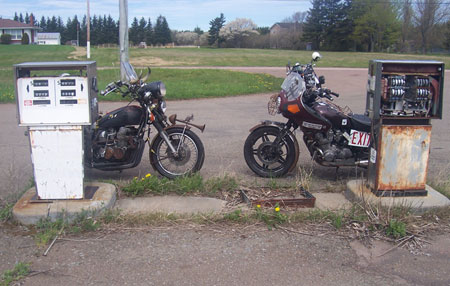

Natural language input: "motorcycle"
[244,52,371,177]
[84,62,205,179]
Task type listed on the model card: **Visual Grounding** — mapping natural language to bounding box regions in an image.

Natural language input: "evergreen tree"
[138,17,147,43]
[25,12,30,24]
[145,17,153,45]
[19,13,24,23]
[154,15,171,45]
[39,16,46,30]
[14,12,19,22]
[208,13,225,47]
[129,17,139,45]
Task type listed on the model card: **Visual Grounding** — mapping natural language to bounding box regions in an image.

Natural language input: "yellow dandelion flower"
[133,177,138,180]
[256,204,261,209]
[275,207,280,212]
[141,178,145,181]
[145,173,151,178]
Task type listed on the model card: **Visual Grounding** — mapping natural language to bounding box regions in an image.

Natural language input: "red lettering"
[351,133,358,145]
[357,133,363,145]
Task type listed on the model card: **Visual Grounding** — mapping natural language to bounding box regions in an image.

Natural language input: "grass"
[34,210,100,246]
[121,173,238,197]
[0,262,30,286]
[0,68,283,103]
[1,45,448,69]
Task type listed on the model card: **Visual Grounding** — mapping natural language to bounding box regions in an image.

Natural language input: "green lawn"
[0,68,283,103]
[1,45,448,69]
[1,45,448,103]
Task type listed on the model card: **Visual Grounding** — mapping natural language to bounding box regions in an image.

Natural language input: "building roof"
[36,32,61,40]
[0,19,40,29]
[270,22,302,30]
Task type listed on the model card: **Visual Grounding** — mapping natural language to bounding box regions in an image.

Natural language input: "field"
[1,45,449,103]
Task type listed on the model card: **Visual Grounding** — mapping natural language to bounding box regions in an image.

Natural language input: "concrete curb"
[12,182,116,225]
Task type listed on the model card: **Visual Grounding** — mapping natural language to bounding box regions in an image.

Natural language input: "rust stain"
[376,125,431,191]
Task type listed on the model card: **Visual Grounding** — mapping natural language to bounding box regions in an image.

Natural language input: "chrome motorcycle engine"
[314,130,352,162]
[94,127,138,161]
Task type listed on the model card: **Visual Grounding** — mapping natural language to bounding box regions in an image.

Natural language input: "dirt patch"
[129,56,199,67]
[68,47,86,60]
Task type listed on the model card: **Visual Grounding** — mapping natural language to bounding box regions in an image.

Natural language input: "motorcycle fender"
[249,121,300,172]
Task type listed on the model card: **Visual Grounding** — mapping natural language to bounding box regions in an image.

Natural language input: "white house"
[0,18,40,44]
[36,32,61,45]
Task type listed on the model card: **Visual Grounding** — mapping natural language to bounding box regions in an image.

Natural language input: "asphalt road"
[1,68,450,285]
[1,67,449,199]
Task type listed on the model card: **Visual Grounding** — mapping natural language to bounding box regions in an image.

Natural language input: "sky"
[0,0,312,31]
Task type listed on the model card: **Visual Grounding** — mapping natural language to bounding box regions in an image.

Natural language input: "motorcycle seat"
[350,114,371,132]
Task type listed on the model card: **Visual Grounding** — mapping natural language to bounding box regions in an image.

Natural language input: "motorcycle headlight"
[160,100,167,113]
[148,81,166,99]
[276,96,282,111]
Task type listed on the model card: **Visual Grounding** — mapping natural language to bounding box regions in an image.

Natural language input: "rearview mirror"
[312,52,321,62]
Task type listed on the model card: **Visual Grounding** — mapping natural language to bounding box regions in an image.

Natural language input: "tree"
[0,34,12,44]
[445,21,450,50]
[13,12,19,22]
[25,12,30,24]
[208,13,226,47]
[145,18,153,45]
[19,13,24,23]
[194,26,203,35]
[282,11,307,23]
[129,17,139,45]
[219,18,258,48]
[414,0,450,53]
[400,0,414,52]
[351,0,401,52]
[154,15,171,45]
[21,32,30,44]
[39,16,46,30]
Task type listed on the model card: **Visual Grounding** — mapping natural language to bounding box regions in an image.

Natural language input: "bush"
[0,34,12,45]
[21,33,29,45]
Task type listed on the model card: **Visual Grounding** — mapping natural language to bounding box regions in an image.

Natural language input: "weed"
[330,212,344,229]
[0,262,30,286]
[122,173,238,197]
[0,203,13,222]
[386,219,407,238]
[254,204,288,229]
[223,209,245,222]
[34,210,100,246]
[296,164,314,191]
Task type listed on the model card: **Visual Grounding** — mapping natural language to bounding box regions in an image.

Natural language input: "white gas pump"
[14,62,98,200]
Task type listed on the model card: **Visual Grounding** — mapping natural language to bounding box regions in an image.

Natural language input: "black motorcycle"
[85,63,205,178]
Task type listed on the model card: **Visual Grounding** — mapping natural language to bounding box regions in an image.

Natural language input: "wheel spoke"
[262,134,270,142]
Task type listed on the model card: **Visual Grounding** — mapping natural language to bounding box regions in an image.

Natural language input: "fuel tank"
[97,105,144,128]
[312,102,348,128]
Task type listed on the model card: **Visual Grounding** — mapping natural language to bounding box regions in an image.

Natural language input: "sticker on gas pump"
[24,100,32,106]
[348,129,370,148]
[370,148,377,163]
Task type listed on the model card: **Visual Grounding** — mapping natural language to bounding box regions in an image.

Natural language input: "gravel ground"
[1,225,449,285]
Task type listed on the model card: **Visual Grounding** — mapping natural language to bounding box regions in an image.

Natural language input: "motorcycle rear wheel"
[243,126,297,177]
[150,127,205,179]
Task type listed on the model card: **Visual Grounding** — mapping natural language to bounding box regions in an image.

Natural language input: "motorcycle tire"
[150,127,205,179]
[243,126,297,178]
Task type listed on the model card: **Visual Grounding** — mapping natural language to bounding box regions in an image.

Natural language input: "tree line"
[10,1,450,53]
[12,12,172,46]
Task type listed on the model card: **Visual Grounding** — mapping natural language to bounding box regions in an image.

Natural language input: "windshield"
[121,62,138,83]
[281,73,306,100]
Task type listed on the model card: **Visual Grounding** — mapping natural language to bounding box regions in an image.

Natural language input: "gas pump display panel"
[17,76,90,126]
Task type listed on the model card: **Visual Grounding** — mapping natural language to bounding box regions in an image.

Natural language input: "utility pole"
[87,0,91,58]
[119,0,129,80]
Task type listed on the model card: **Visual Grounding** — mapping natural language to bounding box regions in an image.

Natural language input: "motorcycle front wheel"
[150,127,205,179]
[243,126,297,177]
